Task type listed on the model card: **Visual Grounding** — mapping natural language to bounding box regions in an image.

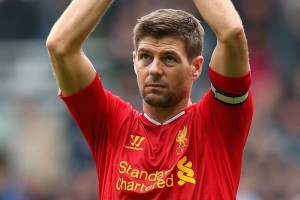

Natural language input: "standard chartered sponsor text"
[116,160,174,192]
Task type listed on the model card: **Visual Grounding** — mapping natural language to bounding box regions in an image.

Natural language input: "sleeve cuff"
[209,67,251,104]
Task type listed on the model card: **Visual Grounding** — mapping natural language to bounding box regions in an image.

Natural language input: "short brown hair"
[133,9,205,62]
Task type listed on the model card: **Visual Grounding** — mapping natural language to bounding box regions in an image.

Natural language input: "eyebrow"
[137,47,181,56]
[137,48,150,53]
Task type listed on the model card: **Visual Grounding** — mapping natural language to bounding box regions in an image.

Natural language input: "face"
[133,36,203,107]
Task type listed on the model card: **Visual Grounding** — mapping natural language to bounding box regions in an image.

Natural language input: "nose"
[148,57,163,76]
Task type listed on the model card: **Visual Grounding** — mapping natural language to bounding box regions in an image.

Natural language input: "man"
[46,0,253,199]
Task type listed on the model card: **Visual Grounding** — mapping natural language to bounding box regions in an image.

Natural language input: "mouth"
[146,83,165,89]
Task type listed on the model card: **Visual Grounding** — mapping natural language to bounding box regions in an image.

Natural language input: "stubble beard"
[142,89,184,107]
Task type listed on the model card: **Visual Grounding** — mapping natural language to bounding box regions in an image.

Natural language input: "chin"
[144,94,177,107]
[144,96,169,107]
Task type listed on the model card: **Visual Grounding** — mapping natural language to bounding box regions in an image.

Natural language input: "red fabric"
[60,68,253,200]
[209,67,251,95]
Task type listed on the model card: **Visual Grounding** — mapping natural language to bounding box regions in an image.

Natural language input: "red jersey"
[59,67,253,200]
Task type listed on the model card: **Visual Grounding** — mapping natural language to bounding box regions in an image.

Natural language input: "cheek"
[178,76,189,87]
[171,71,191,92]
[173,70,190,84]
[136,70,146,87]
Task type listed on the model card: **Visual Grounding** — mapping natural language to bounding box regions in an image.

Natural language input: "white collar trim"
[143,111,185,125]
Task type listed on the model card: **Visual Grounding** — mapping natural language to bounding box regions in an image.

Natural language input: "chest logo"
[177,156,196,186]
[125,135,146,151]
[130,135,146,147]
[176,126,188,155]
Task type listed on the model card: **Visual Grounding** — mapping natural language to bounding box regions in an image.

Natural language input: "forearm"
[46,0,113,96]
[193,0,243,43]
[194,0,249,77]
[47,0,113,55]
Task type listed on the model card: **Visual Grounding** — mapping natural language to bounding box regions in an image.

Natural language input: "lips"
[146,83,165,88]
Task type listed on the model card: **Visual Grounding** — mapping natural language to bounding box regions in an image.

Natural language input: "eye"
[165,55,177,63]
[140,53,152,61]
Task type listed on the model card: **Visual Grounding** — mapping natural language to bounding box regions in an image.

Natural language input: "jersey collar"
[143,111,186,125]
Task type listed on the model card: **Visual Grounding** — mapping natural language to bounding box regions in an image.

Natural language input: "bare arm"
[194,0,249,77]
[46,0,113,96]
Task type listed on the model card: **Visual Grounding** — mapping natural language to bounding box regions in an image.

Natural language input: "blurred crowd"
[0,0,300,199]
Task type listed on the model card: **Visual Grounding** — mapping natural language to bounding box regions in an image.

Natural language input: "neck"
[143,99,192,124]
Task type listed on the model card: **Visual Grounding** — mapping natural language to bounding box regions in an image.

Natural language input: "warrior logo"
[125,135,146,151]
[130,135,145,147]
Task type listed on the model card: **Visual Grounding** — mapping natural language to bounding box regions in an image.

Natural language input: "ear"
[191,56,204,80]
[133,51,137,74]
